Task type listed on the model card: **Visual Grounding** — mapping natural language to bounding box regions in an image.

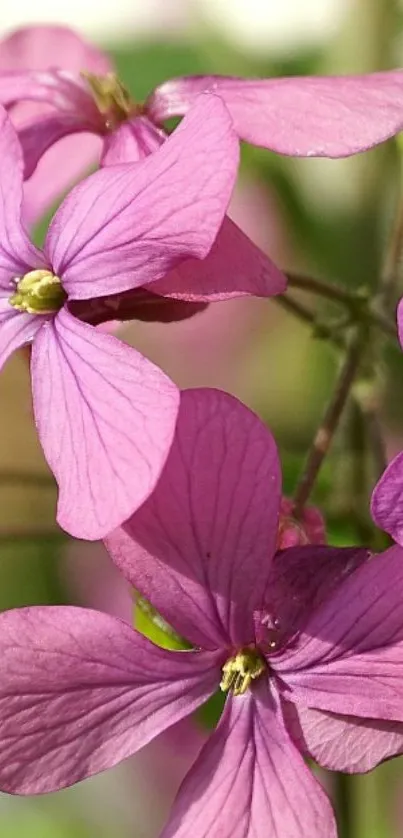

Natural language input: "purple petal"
[20,110,102,180]
[31,307,179,540]
[69,287,208,326]
[273,544,403,721]
[45,94,239,300]
[101,116,166,165]
[0,296,47,369]
[371,452,403,545]
[0,69,99,114]
[0,25,111,74]
[0,605,221,794]
[0,25,111,226]
[0,71,72,108]
[1,70,103,180]
[0,106,44,286]
[286,702,403,773]
[255,545,369,648]
[398,298,403,347]
[151,215,286,301]
[162,684,336,838]
[148,72,403,158]
[106,388,281,651]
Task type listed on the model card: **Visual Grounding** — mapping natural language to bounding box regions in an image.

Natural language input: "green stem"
[286,272,397,338]
[286,272,360,307]
[334,774,355,838]
[0,530,68,544]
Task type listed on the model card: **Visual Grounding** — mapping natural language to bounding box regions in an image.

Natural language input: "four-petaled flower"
[0,94,285,540]
[3,23,403,225]
[0,389,402,838]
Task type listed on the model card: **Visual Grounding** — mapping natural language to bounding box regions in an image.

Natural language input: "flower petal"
[45,94,239,300]
[0,25,111,74]
[255,545,369,647]
[398,298,403,347]
[101,116,166,165]
[371,452,403,545]
[274,544,403,721]
[0,70,99,115]
[69,288,208,326]
[161,684,336,838]
[0,25,111,226]
[0,296,47,369]
[151,215,286,301]
[30,307,179,540]
[148,72,403,158]
[0,605,220,794]
[20,111,102,180]
[286,702,403,773]
[0,106,44,285]
[106,388,281,651]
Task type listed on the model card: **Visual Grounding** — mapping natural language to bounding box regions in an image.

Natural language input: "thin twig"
[0,529,69,544]
[286,271,397,339]
[286,272,359,306]
[293,331,364,515]
[0,471,55,488]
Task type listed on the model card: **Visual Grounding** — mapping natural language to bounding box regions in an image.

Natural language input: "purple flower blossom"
[0,94,286,541]
[371,298,403,544]
[3,23,403,214]
[1,388,402,837]
[0,24,112,227]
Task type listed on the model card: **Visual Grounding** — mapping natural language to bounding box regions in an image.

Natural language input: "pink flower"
[1,388,402,838]
[371,299,403,544]
[0,25,111,227]
[3,23,403,223]
[0,94,284,540]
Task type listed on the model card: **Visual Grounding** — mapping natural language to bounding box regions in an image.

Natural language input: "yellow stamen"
[220,648,266,696]
[82,71,140,129]
[9,270,66,315]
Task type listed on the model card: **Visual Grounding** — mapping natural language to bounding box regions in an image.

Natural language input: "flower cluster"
[1,22,403,838]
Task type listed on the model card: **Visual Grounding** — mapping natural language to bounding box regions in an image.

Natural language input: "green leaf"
[134,594,191,651]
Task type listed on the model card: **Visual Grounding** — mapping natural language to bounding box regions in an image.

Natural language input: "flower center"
[220,647,266,696]
[82,71,142,130]
[9,270,66,315]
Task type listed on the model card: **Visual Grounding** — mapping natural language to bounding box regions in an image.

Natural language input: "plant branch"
[0,529,68,544]
[286,272,359,306]
[0,471,55,488]
[293,331,364,515]
[286,271,397,339]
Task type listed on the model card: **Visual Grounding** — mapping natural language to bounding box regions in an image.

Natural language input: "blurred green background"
[1,1,403,836]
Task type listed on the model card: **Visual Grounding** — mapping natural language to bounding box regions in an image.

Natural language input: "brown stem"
[0,471,55,487]
[293,332,364,515]
[286,272,359,306]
